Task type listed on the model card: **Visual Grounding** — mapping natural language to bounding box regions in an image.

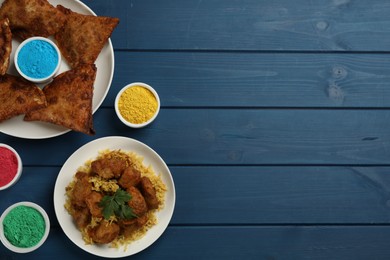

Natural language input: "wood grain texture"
[4,108,390,166]
[86,0,390,51]
[2,226,390,259]
[106,52,390,108]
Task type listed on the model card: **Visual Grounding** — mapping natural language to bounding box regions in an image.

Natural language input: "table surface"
[2,0,390,259]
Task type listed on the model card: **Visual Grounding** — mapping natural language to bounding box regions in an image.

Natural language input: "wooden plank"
[3,108,390,166]
[3,166,390,225]
[171,166,390,224]
[87,0,390,51]
[2,226,390,259]
[106,52,390,108]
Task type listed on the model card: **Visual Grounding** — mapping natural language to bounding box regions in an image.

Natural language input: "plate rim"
[53,136,176,258]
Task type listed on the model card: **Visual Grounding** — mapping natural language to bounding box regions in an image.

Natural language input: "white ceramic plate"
[53,136,176,258]
[0,0,114,139]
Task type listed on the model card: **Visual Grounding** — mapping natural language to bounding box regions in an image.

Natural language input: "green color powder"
[3,205,45,248]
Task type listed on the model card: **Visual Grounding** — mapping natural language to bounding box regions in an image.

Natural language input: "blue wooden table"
[2,0,390,259]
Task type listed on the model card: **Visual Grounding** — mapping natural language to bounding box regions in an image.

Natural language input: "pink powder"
[0,147,18,187]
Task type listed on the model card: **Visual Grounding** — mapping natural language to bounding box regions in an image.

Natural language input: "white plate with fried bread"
[0,0,114,139]
[53,136,176,258]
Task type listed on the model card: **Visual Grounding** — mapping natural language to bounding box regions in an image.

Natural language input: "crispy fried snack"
[24,64,97,135]
[55,5,119,68]
[0,74,46,122]
[0,0,66,39]
[0,18,12,75]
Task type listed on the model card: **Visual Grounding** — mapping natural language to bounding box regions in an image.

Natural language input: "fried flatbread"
[0,0,66,39]
[0,74,46,122]
[24,64,96,135]
[0,18,11,75]
[55,5,119,68]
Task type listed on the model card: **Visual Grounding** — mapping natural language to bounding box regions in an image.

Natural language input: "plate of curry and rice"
[53,136,176,258]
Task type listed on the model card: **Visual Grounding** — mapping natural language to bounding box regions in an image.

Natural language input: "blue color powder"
[17,40,59,79]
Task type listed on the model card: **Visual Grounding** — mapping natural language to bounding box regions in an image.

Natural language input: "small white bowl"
[0,144,22,191]
[115,82,160,128]
[0,201,50,253]
[14,37,61,84]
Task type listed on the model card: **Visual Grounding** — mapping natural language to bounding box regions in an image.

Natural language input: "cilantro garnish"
[99,189,137,220]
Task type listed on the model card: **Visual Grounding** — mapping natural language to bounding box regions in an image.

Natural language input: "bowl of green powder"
[0,202,50,253]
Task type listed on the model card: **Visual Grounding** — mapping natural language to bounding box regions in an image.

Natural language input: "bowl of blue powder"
[14,37,61,84]
[0,201,50,253]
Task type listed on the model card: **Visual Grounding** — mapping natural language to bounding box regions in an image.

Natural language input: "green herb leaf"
[120,204,137,219]
[99,189,137,220]
[115,189,131,203]
[99,195,117,220]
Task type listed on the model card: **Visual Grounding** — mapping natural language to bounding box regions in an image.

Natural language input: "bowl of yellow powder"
[115,82,160,128]
[0,201,50,253]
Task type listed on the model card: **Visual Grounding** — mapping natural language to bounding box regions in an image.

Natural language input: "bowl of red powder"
[0,201,50,253]
[0,144,22,191]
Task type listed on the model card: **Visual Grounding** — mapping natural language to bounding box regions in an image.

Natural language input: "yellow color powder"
[118,86,158,124]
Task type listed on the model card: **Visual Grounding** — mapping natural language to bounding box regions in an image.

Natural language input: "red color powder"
[0,147,18,187]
